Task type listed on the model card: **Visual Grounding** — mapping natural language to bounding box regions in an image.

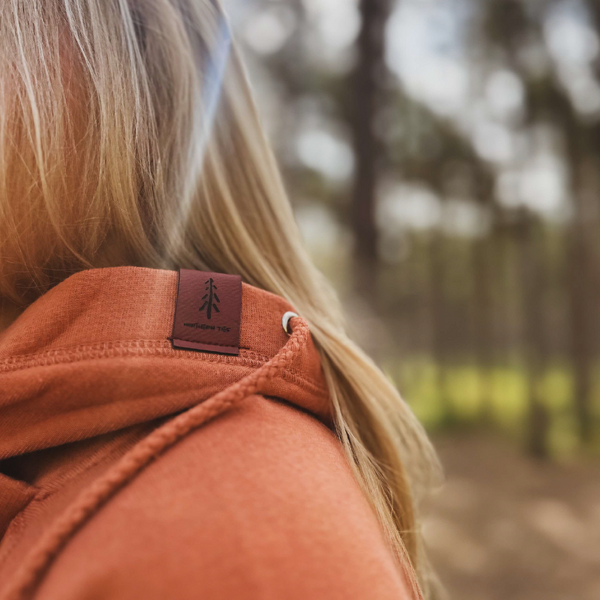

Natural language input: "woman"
[0,1,440,598]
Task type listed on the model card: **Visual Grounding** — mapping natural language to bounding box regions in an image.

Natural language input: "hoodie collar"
[0,267,330,460]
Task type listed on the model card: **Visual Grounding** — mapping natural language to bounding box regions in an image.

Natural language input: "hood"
[0,266,331,462]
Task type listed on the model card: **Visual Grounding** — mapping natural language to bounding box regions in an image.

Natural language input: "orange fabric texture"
[0,267,419,599]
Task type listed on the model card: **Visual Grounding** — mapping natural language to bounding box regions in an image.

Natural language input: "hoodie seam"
[0,341,329,397]
[0,340,252,367]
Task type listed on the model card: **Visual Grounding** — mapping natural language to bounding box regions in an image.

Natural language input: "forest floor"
[423,432,600,600]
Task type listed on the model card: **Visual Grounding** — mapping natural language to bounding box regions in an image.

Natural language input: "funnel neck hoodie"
[0,267,419,600]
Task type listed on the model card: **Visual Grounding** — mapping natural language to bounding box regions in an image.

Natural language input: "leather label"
[171,269,242,355]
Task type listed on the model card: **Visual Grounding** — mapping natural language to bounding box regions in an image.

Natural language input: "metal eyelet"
[282,311,299,334]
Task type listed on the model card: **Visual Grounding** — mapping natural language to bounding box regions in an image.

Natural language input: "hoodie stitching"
[0,341,328,396]
[0,340,252,367]
[0,344,258,372]
[0,319,315,600]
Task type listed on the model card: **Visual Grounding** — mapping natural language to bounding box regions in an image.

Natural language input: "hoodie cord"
[1,317,310,600]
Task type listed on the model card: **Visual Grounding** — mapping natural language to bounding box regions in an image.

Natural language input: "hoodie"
[0,267,420,600]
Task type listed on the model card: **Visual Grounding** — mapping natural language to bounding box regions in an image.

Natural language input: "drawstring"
[1,316,308,600]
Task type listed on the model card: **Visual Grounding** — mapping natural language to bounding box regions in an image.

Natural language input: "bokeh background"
[225,1,600,598]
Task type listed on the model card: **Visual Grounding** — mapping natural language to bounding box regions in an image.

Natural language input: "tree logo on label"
[199,278,220,319]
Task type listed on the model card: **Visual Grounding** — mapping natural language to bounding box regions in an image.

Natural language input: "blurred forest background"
[225,0,600,598]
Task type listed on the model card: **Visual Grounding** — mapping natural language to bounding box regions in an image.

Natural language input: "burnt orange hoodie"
[0,267,419,600]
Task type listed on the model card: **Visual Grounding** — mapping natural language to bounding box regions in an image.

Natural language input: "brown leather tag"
[171,269,242,355]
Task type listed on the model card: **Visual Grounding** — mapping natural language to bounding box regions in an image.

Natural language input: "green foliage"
[384,357,600,458]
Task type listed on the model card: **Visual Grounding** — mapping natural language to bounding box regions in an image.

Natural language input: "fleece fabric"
[0,266,420,600]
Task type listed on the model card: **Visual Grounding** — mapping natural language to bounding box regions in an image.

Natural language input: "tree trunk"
[472,234,495,422]
[517,217,550,458]
[568,198,594,444]
[350,0,390,300]
[429,232,452,422]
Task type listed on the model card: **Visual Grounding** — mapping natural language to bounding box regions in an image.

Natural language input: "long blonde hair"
[0,0,440,595]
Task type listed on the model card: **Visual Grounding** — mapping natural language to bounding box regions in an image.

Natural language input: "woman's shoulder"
[35,396,416,599]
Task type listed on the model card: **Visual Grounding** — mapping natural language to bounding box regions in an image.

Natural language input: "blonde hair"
[0,0,440,595]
